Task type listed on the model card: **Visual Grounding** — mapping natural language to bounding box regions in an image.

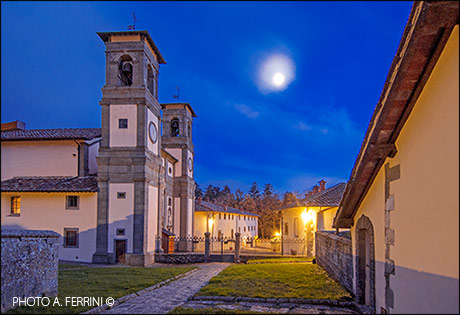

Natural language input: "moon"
[257,53,295,93]
[272,72,286,87]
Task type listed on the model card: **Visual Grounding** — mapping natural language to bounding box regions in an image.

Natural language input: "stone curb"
[82,268,199,314]
[191,296,357,309]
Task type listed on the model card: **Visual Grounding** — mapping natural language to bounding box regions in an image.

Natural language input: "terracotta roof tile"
[281,182,347,210]
[1,176,98,192]
[1,128,101,141]
[195,200,259,217]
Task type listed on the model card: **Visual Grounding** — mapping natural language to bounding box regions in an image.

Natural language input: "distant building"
[279,181,347,257]
[194,199,259,251]
[1,30,197,266]
[333,2,459,313]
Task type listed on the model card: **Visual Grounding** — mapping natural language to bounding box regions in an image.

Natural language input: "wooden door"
[115,240,126,263]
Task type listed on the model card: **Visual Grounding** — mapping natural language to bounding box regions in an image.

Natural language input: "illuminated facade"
[279,181,347,257]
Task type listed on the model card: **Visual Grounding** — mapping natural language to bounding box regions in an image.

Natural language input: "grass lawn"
[196,263,351,300]
[9,264,196,314]
[169,307,261,314]
[246,257,313,264]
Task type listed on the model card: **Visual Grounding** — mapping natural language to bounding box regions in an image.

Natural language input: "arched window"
[147,65,154,95]
[171,118,180,137]
[119,55,133,86]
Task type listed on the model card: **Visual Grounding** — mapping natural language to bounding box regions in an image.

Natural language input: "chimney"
[319,179,326,192]
[1,120,26,131]
[312,185,319,194]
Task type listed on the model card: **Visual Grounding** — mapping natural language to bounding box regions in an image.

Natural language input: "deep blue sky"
[1,1,413,194]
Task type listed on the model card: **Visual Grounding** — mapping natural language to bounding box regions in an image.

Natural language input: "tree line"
[195,182,301,238]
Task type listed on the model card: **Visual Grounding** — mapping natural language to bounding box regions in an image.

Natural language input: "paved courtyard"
[102,263,230,314]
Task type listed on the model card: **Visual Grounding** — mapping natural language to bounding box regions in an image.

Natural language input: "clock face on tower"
[188,157,193,171]
[148,121,158,144]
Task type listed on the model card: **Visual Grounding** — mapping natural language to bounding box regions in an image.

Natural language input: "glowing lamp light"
[208,218,214,230]
[301,208,316,223]
[275,232,280,237]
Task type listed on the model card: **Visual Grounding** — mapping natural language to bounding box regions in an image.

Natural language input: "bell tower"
[93,30,166,265]
[161,103,197,251]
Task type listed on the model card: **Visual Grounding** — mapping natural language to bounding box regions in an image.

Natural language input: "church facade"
[1,30,196,266]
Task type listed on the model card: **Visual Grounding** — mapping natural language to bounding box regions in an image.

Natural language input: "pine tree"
[248,182,261,200]
[195,182,203,199]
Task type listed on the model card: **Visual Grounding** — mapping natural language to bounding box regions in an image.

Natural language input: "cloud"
[295,121,312,131]
[233,103,260,119]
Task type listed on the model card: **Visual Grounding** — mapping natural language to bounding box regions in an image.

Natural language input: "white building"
[194,199,259,251]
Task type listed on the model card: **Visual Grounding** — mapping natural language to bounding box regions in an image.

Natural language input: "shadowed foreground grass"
[169,307,262,314]
[196,263,351,300]
[9,264,195,314]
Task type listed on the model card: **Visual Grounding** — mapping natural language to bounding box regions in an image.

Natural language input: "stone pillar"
[204,232,211,262]
[306,222,314,258]
[234,232,241,263]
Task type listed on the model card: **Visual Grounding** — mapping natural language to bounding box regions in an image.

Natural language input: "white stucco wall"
[186,149,193,178]
[147,184,158,252]
[194,211,258,239]
[1,140,78,180]
[109,104,137,147]
[1,192,97,262]
[165,148,182,176]
[108,183,134,255]
[87,139,100,175]
[146,108,159,155]
[186,198,193,237]
[173,197,181,236]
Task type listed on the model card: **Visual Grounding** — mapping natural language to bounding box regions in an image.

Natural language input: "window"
[168,197,172,206]
[219,213,221,220]
[119,56,133,86]
[239,227,241,232]
[10,196,20,215]
[117,192,126,199]
[119,118,128,129]
[244,227,246,232]
[284,223,289,236]
[116,228,125,236]
[294,218,299,238]
[231,229,234,238]
[224,213,226,220]
[231,215,234,220]
[66,196,79,210]
[171,118,180,137]
[63,228,79,248]
[147,66,154,95]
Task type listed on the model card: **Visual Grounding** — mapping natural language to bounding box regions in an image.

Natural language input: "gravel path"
[101,263,230,314]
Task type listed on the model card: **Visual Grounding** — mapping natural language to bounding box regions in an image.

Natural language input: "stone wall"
[155,253,205,264]
[1,229,59,313]
[315,230,353,293]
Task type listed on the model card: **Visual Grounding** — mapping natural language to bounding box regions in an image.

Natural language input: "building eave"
[97,30,166,64]
[333,1,459,228]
